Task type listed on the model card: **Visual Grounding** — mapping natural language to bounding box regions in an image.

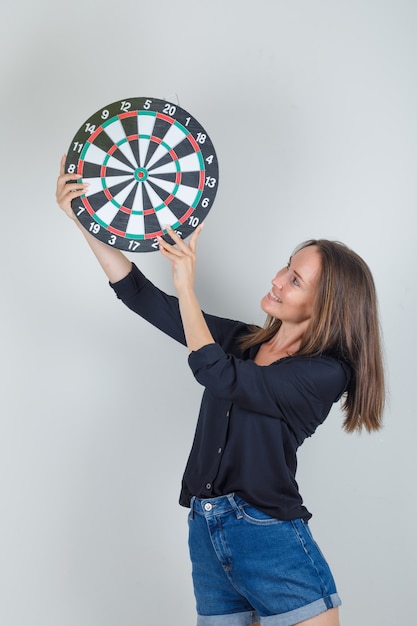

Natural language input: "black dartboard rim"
[65,97,219,252]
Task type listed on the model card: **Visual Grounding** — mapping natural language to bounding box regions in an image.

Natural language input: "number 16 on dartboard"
[65,97,219,252]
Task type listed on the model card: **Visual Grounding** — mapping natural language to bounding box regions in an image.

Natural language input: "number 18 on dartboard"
[65,97,219,252]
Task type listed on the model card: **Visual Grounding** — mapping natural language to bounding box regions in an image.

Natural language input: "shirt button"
[218,448,222,454]
[205,483,212,490]
[204,502,213,512]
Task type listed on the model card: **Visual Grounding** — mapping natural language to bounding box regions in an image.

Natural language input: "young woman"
[56,156,385,626]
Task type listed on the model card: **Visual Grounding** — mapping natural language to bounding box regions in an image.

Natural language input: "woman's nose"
[273,276,283,289]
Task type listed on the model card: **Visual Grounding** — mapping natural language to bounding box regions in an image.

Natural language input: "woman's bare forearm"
[56,154,132,284]
[76,220,132,283]
[157,226,214,353]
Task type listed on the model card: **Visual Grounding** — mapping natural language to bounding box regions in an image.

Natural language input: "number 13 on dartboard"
[65,97,219,252]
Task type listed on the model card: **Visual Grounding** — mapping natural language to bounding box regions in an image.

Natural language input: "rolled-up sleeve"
[110,264,250,348]
[189,344,277,413]
[110,264,187,344]
[188,343,350,444]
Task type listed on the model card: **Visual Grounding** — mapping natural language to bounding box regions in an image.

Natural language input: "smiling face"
[261,245,322,327]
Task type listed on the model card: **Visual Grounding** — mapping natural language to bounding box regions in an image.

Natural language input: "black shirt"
[110,264,351,520]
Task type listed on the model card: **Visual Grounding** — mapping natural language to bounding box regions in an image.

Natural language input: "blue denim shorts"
[188,494,341,626]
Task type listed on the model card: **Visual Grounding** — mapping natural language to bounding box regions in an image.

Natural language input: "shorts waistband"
[189,493,245,520]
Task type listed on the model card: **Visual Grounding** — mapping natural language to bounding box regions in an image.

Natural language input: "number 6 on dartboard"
[65,97,219,252]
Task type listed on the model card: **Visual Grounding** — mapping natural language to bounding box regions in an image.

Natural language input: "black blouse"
[110,264,351,520]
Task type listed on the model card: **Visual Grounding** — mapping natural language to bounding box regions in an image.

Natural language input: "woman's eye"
[286,263,300,286]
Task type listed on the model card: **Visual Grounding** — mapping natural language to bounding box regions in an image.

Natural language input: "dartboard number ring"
[65,97,219,252]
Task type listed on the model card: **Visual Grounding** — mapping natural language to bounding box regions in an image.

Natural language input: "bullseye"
[134,167,148,182]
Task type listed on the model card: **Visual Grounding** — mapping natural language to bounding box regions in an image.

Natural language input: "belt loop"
[189,496,196,519]
[227,493,243,519]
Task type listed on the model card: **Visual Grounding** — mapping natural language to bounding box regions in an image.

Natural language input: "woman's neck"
[254,325,305,366]
[266,323,307,355]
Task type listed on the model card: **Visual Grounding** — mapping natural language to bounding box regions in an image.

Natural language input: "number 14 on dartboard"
[65,97,219,252]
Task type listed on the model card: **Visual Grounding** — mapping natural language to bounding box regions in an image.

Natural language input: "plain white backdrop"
[1,1,416,624]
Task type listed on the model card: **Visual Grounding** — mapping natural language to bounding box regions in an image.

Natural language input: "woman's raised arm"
[157,225,214,352]
[55,155,132,284]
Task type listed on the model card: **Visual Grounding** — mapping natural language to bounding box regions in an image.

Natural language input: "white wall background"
[1,1,416,624]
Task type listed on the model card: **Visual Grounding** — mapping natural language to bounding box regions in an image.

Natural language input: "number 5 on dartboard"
[65,97,219,252]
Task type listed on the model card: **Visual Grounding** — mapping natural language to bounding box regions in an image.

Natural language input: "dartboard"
[65,97,219,252]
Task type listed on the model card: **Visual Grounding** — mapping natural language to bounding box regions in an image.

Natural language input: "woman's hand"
[157,224,204,296]
[55,154,89,220]
[54,155,131,282]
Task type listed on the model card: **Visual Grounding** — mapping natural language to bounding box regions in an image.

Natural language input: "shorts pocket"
[239,503,283,525]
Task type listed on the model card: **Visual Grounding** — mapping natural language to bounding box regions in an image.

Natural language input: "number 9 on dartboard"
[65,97,219,252]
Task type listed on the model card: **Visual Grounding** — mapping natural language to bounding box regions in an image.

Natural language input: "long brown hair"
[241,240,385,433]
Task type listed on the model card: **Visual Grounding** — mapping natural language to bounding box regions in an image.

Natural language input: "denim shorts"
[188,494,341,626]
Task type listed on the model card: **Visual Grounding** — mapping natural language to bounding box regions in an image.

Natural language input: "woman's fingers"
[163,223,204,255]
[56,155,89,217]
[56,178,88,203]
[58,154,86,192]
[165,225,189,251]
[188,222,204,253]
[156,237,176,257]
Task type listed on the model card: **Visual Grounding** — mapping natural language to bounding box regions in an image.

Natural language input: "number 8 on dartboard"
[65,97,219,252]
